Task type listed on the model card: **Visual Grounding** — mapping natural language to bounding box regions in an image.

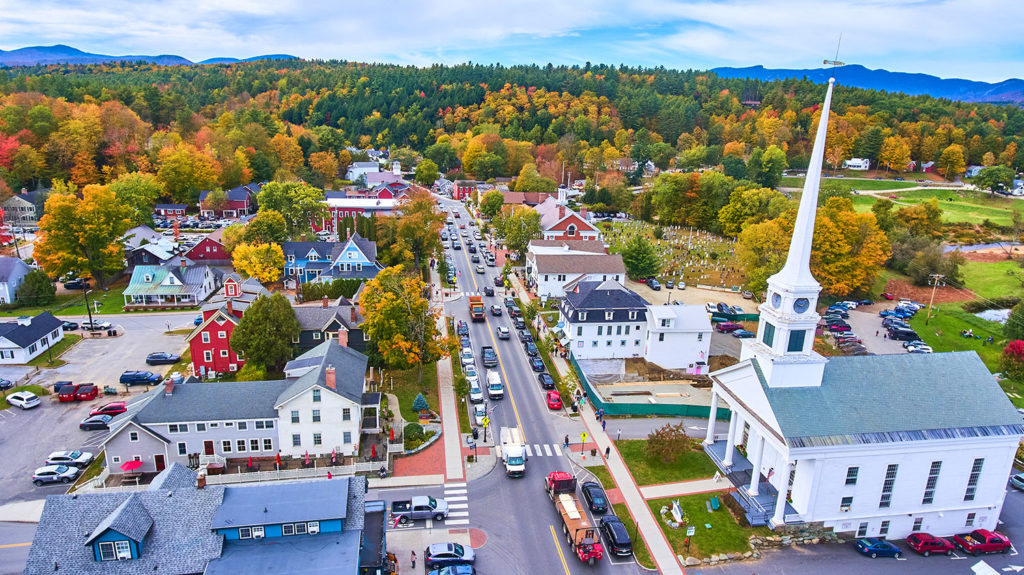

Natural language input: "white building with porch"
[702,78,1023,540]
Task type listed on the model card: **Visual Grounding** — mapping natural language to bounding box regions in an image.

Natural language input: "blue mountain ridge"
[0,45,296,67]
[711,64,1024,104]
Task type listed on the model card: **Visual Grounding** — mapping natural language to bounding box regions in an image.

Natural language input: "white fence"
[204,461,380,485]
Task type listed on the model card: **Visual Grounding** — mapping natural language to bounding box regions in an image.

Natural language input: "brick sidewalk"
[392,438,446,477]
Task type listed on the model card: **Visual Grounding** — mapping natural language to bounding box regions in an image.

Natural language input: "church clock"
[793,298,810,314]
[771,292,782,308]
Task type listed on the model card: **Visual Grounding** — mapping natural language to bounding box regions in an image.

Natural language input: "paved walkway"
[640,478,731,499]
[0,499,45,523]
[432,267,465,482]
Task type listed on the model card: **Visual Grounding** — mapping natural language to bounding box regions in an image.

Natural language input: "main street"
[437,197,644,575]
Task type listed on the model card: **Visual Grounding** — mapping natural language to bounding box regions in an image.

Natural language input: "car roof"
[10,391,36,398]
[35,465,65,472]
[427,542,459,554]
[47,450,76,458]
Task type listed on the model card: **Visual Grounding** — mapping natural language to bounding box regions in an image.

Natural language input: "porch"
[704,440,798,527]
[123,293,199,311]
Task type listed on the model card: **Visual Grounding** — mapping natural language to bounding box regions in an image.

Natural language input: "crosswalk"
[524,443,564,458]
[452,291,489,298]
[444,482,470,526]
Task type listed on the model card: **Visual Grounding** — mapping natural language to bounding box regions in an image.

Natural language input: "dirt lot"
[883,278,973,304]
[962,247,1023,263]
[626,279,756,310]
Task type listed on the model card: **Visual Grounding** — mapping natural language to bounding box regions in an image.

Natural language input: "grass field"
[27,333,82,368]
[614,439,720,485]
[907,304,1003,372]
[388,364,440,423]
[1,384,50,410]
[611,502,655,569]
[847,189,1024,226]
[647,493,771,559]
[780,176,920,191]
[961,260,1024,299]
[582,464,616,489]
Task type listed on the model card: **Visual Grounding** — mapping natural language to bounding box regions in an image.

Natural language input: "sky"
[0,0,1021,82]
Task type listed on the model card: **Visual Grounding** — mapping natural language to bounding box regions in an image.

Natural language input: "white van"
[487,371,504,400]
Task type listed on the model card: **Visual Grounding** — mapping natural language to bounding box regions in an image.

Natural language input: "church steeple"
[740,78,836,388]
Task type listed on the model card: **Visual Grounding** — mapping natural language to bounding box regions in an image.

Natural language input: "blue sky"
[0,0,1021,82]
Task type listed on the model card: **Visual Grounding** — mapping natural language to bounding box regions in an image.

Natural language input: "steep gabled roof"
[0,312,63,347]
[532,253,625,275]
[564,280,648,311]
[85,493,153,545]
[0,256,30,283]
[278,341,367,406]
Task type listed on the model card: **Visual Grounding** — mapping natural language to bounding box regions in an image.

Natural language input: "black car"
[524,342,538,356]
[79,414,112,431]
[518,330,533,343]
[146,352,181,365]
[513,318,526,330]
[599,516,633,556]
[0,378,12,390]
[63,278,89,290]
[471,255,480,263]
[490,305,502,316]
[119,371,162,385]
[529,357,545,372]
[483,286,494,296]
[537,373,555,389]
[493,275,504,287]
[62,321,79,331]
[581,481,608,513]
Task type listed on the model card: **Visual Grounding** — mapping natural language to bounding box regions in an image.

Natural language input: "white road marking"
[448,503,468,510]
[535,444,543,456]
[446,519,470,525]
[445,496,468,502]
[543,444,552,456]
[524,444,533,457]
[447,511,470,518]
[553,444,562,456]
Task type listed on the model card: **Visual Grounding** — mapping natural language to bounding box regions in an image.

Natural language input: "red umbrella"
[331,449,336,465]
[304,451,310,465]
[275,453,282,467]
[247,456,253,468]
[120,460,143,472]
[371,444,377,460]
[389,427,395,442]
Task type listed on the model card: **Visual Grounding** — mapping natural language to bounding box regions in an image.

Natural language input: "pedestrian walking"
[883,333,887,340]
[605,446,611,458]
[875,330,879,336]
[564,435,570,448]
[617,428,622,441]
[411,551,416,569]
[602,419,607,432]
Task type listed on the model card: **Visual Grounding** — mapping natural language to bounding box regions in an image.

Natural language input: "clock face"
[771,293,782,308]
[793,298,810,313]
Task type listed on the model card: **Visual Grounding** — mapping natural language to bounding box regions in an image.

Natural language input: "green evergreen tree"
[620,235,661,280]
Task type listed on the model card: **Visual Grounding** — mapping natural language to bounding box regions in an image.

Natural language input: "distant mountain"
[0,45,297,67]
[711,64,1024,104]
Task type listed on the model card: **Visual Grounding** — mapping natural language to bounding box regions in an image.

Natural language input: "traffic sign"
[466,436,475,446]
[482,417,490,428]
[580,432,588,442]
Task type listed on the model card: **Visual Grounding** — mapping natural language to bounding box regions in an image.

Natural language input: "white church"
[702,78,1023,540]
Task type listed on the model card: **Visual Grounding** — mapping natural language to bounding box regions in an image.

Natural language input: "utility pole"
[925,274,945,325]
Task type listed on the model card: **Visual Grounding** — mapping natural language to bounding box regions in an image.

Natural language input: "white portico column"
[723,414,739,467]
[747,433,766,496]
[703,391,719,445]
[771,460,793,527]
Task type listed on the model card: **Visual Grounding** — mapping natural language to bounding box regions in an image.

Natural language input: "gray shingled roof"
[211,477,350,529]
[134,380,292,424]
[25,487,225,575]
[0,312,63,347]
[148,462,198,491]
[277,341,367,406]
[533,253,625,274]
[85,493,153,545]
[293,306,347,331]
[0,256,29,283]
[562,280,648,323]
[755,352,1024,444]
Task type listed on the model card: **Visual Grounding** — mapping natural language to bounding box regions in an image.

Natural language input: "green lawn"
[961,259,1024,299]
[1,384,51,410]
[167,346,192,376]
[583,464,616,489]
[615,439,719,485]
[70,452,105,491]
[611,502,655,570]
[780,176,919,191]
[907,304,1004,372]
[388,364,440,423]
[648,493,771,559]
[0,283,136,318]
[27,333,82,368]
[848,189,1024,226]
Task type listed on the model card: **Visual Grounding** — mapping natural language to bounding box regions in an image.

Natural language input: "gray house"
[0,256,31,304]
[2,189,47,226]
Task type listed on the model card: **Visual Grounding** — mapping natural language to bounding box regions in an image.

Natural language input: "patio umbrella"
[304,451,310,465]
[120,460,143,472]
[275,453,282,468]
[247,456,253,468]
[389,427,395,442]
[331,449,336,465]
[371,444,377,460]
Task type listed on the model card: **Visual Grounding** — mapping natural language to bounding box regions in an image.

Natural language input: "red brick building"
[453,180,475,200]
[186,275,268,376]
[184,228,231,265]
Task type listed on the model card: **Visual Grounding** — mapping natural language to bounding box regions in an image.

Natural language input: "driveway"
[626,279,755,311]
[842,308,909,355]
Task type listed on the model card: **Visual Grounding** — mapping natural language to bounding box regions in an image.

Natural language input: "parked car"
[460,348,475,368]
[648,279,661,290]
[146,352,180,365]
[716,302,731,314]
[468,378,483,403]
[459,335,471,348]
[732,329,755,338]
[493,275,504,286]
[32,465,79,486]
[599,515,633,556]
[76,384,98,401]
[79,414,113,431]
[456,321,469,337]
[490,305,503,316]
[546,390,563,410]
[7,391,40,409]
[953,529,1012,556]
[665,280,674,289]
[61,321,79,331]
[427,565,476,575]
[0,378,12,390]
[906,533,955,557]
[524,342,538,356]
[529,357,545,372]
[81,319,112,331]
[45,450,94,468]
[63,278,89,290]
[580,481,608,513]
[473,404,486,426]
[194,315,203,326]
[537,373,555,389]
[742,291,753,299]
[513,318,526,330]
[881,292,895,300]
[119,371,161,385]
[496,327,510,340]
[90,401,128,417]
[906,344,933,353]
[424,543,476,569]
[518,330,534,343]
[508,306,521,318]
[854,538,902,559]
[858,299,874,306]
[716,322,743,333]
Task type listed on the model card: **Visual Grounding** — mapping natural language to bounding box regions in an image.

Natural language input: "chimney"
[164,381,174,396]
[350,306,357,323]
[325,365,336,391]
[196,474,206,490]
[559,206,565,219]
[226,298,233,316]
[322,295,329,309]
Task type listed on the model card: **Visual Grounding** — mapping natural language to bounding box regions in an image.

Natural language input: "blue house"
[283,233,382,285]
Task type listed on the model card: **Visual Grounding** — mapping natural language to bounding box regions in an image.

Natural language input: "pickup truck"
[953,529,1012,556]
[481,346,498,368]
[119,371,162,385]
[390,495,450,524]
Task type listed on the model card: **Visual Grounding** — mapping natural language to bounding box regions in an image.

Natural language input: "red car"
[57,383,80,402]
[546,390,563,410]
[75,384,98,401]
[716,322,743,333]
[953,529,1012,556]
[90,401,128,417]
[906,533,954,557]
[881,292,895,300]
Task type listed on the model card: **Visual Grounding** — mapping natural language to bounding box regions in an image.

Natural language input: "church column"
[771,460,793,527]
[747,433,765,496]
[703,391,720,445]
[723,414,739,467]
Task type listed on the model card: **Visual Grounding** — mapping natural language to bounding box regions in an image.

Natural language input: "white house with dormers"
[559,280,649,360]
[534,196,601,241]
[526,239,624,300]
[643,304,712,373]
[703,78,1024,540]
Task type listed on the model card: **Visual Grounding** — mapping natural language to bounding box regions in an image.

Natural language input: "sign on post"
[481,417,490,428]
[580,432,588,442]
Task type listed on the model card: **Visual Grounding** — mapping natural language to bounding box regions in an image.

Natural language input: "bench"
[711,496,720,511]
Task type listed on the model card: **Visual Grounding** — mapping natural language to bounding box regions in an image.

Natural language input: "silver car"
[45,450,95,468]
[33,465,79,486]
[7,391,40,409]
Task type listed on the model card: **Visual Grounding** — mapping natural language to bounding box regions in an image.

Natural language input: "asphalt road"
[439,198,643,575]
[0,522,34,575]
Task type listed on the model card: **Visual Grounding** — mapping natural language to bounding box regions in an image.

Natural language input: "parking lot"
[843,308,912,355]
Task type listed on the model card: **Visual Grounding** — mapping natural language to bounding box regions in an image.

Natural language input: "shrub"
[963,296,1022,313]
[234,362,267,381]
[645,423,695,463]
[404,422,425,442]
[1005,302,1024,342]
[1001,340,1024,381]
[298,278,363,302]
[412,392,430,413]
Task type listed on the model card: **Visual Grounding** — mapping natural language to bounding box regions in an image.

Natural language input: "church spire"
[773,78,836,290]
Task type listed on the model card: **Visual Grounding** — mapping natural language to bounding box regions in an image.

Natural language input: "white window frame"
[129,431,139,442]
[201,332,210,343]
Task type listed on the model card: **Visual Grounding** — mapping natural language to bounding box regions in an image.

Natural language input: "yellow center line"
[549,524,572,575]
[0,542,31,549]
[452,210,528,442]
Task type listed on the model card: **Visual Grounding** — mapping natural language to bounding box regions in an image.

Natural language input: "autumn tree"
[1001,340,1024,382]
[878,135,912,173]
[359,265,448,378]
[203,189,229,212]
[269,134,304,177]
[414,159,439,186]
[936,144,966,180]
[493,205,541,259]
[391,189,444,272]
[230,293,300,371]
[515,163,557,195]
[256,181,327,235]
[107,171,164,226]
[243,210,288,244]
[308,151,339,187]
[232,243,285,283]
[479,190,505,218]
[157,143,218,204]
[15,269,56,306]
[755,144,788,189]
[896,198,943,237]
[221,224,246,253]
[620,235,661,280]
[1005,302,1024,342]
[34,184,134,288]
[718,186,791,236]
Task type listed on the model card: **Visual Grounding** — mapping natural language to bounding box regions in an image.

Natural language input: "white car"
[461,348,475,368]
[906,344,934,353]
[468,377,484,403]
[45,450,95,468]
[81,320,112,331]
[473,404,487,426]
[7,391,40,409]
[705,302,717,314]
[475,265,485,274]
[32,465,79,486]
[839,300,859,309]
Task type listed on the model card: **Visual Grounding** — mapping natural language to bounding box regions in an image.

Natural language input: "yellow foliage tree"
[232,243,284,283]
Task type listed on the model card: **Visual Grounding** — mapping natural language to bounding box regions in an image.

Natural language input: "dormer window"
[628,311,637,320]
[578,312,587,321]
[605,311,613,320]
[288,255,295,262]
[567,224,577,237]
[143,274,152,283]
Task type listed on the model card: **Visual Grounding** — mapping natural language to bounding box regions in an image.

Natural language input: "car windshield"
[452,543,464,556]
[68,451,81,458]
[592,496,605,505]
[56,466,69,473]
[427,496,437,508]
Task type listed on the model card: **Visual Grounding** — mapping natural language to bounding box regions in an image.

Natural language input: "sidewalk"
[0,499,45,523]
[432,267,465,483]
[640,478,731,500]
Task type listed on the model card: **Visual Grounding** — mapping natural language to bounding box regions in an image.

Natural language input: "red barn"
[453,180,475,200]
[186,275,269,376]
[184,228,230,265]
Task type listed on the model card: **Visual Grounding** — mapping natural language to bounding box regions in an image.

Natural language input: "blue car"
[854,538,902,559]
[194,315,203,326]
[732,329,755,338]
[529,357,545,372]
[427,564,476,575]
[1011,473,1024,491]
[858,299,873,306]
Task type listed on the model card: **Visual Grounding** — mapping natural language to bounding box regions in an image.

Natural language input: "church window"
[922,461,942,504]
[787,330,805,352]
[879,464,898,508]
[845,467,858,486]
[762,323,775,347]
[964,458,984,502]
